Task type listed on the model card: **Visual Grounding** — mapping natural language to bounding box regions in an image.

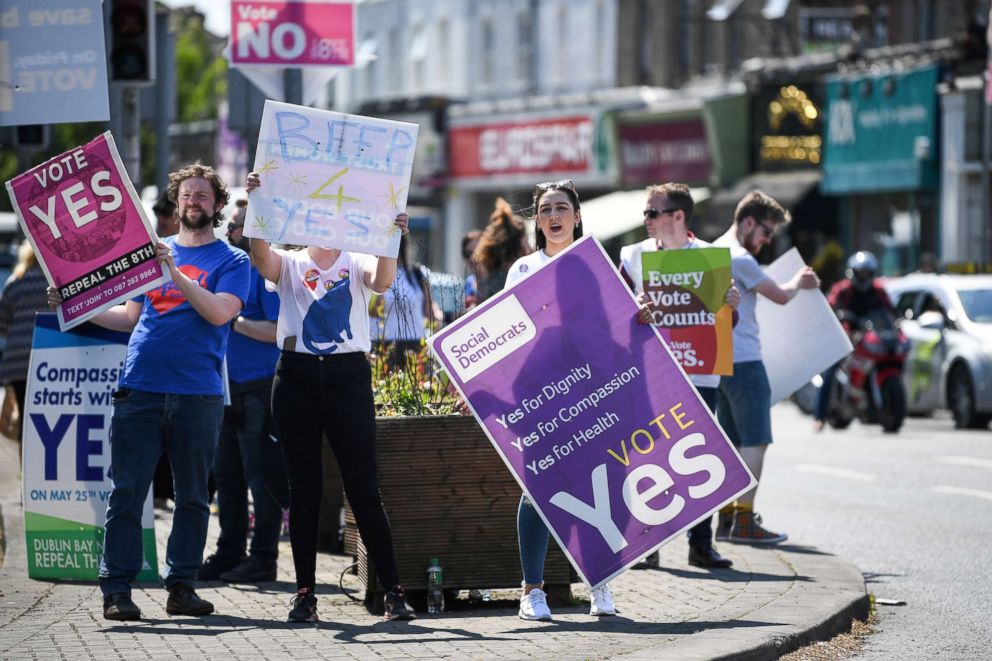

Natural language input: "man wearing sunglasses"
[618,182,740,570]
[713,190,820,544]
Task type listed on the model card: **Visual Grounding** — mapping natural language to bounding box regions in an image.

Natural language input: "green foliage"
[371,342,459,417]
[174,12,227,122]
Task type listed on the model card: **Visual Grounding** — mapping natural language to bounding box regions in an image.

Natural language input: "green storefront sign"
[822,65,939,194]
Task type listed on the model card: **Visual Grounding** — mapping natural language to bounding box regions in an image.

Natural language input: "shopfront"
[822,64,941,273]
[706,82,835,261]
[444,108,615,271]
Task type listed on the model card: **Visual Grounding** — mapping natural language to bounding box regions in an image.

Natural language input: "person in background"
[472,197,531,304]
[369,234,440,370]
[0,242,50,455]
[199,201,287,584]
[151,191,179,506]
[813,251,894,432]
[153,192,178,238]
[714,190,820,545]
[462,229,482,310]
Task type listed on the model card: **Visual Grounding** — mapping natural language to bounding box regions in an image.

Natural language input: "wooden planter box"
[345,415,574,613]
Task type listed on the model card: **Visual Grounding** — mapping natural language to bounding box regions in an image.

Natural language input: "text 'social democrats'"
[450,322,529,369]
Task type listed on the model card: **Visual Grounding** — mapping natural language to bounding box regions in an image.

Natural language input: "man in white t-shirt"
[619,182,738,570]
[713,190,820,544]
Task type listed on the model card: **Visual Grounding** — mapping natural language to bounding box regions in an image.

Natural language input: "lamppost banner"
[21,314,158,581]
[429,236,755,589]
[0,0,109,126]
[230,0,355,67]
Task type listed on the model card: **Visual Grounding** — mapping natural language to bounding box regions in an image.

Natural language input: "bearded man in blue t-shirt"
[52,162,250,621]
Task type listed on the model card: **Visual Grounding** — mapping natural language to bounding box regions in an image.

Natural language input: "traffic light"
[109,0,155,84]
[14,125,50,150]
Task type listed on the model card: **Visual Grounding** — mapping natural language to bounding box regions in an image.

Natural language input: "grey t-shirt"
[713,230,769,363]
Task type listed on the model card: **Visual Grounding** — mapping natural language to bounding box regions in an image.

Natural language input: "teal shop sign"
[822,65,939,194]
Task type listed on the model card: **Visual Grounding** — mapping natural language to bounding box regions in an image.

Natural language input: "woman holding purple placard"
[503,180,653,622]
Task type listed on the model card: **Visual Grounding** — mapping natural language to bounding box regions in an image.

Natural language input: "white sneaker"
[589,583,616,616]
[518,588,552,621]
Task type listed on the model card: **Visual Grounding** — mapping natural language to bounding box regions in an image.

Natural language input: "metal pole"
[121,86,142,186]
[155,7,175,191]
[284,68,303,106]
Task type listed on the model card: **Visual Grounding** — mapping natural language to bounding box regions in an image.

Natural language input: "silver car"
[885,274,992,429]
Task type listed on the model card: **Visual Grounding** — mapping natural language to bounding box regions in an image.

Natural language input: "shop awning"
[581,187,711,241]
[702,170,821,235]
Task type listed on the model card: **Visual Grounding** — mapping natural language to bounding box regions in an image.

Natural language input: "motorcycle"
[826,309,911,433]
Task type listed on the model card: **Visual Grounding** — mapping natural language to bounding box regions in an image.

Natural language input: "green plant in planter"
[369,267,464,417]
[371,341,460,416]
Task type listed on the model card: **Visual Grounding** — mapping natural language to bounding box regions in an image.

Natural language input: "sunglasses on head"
[643,207,679,219]
[536,179,575,192]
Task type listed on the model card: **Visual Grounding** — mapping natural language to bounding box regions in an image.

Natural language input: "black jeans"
[687,386,718,548]
[272,351,400,592]
[213,382,283,564]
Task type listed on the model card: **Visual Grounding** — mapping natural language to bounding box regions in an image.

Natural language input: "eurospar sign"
[230,0,355,67]
[449,115,599,179]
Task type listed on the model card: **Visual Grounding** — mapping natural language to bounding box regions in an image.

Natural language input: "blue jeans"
[99,389,224,595]
[718,361,773,448]
[213,385,283,564]
[518,495,550,585]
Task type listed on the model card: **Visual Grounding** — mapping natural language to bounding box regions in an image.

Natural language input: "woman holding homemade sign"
[245,172,416,624]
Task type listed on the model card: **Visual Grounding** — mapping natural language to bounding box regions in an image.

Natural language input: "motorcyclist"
[814,251,895,431]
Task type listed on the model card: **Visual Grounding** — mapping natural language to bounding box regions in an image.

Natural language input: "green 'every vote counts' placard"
[641,247,733,375]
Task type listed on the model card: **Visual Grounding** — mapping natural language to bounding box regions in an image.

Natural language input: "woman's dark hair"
[531,180,583,250]
[473,197,530,273]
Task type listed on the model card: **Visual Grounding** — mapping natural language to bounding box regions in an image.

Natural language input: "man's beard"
[741,229,763,255]
[179,207,215,230]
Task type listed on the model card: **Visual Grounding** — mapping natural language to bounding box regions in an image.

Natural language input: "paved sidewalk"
[0,435,867,660]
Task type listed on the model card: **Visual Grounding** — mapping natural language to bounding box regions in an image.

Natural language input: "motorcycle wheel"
[879,377,906,433]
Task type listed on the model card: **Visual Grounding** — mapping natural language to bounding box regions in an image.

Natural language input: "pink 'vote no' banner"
[230,1,355,67]
[430,237,756,589]
[5,132,167,331]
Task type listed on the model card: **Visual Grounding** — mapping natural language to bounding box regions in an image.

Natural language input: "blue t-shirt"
[120,237,250,395]
[228,265,280,385]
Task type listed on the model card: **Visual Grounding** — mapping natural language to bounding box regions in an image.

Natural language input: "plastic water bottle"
[427,558,444,614]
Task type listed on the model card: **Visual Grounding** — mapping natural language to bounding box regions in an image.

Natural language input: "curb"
[613,544,869,660]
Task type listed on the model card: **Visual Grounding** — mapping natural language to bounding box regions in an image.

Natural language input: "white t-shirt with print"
[504,250,554,289]
[270,248,376,355]
[619,236,720,389]
[713,230,769,363]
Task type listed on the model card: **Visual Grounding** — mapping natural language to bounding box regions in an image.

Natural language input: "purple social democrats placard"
[5,132,168,331]
[429,237,755,589]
